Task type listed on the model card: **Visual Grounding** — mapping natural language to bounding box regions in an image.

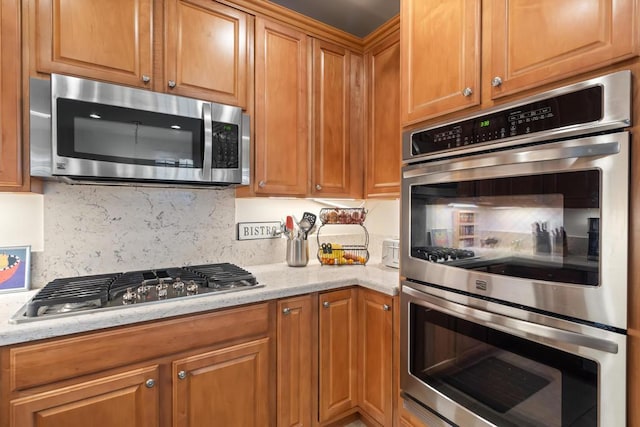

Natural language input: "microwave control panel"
[410,85,603,157]
[212,122,239,168]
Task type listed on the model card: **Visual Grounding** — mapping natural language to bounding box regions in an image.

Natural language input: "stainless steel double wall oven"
[400,71,631,427]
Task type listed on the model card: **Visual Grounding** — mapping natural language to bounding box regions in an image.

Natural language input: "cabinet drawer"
[8,303,270,391]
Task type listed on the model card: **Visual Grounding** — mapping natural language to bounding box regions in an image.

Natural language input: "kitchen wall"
[1,182,399,288]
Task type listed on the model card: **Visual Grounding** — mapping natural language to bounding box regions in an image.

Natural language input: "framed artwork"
[431,229,450,247]
[0,246,31,293]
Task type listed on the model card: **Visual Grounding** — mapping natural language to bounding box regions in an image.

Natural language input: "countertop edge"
[0,262,399,346]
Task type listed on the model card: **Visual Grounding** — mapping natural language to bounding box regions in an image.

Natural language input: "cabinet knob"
[315,184,322,191]
[282,307,291,315]
[168,80,176,88]
[178,370,187,380]
[145,379,155,388]
[491,76,503,87]
[383,304,391,311]
[461,87,473,97]
[142,75,151,83]
[323,301,330,308]
[258,180,266,188]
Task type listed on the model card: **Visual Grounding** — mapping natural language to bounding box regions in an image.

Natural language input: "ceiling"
[268,0,400,38]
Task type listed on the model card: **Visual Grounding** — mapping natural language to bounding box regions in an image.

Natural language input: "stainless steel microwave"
[30,74,250,187]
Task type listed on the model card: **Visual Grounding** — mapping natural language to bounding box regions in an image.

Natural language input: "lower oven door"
[400,282,626,427]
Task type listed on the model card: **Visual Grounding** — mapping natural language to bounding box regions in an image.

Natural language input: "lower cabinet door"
[9,366,159,427]
[318,288,357,422]
[277,296,313,427]
[172,338,271,427]
[358,289,393,426]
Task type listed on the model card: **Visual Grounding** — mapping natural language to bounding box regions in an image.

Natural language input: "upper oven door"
[400,131,629,330]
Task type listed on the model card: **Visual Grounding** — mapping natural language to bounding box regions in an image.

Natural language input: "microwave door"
[50,74,209,184]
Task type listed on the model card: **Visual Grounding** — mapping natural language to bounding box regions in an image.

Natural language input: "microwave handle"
[202,103,213,181]
[404,138,622,178]
[403,286,619,354]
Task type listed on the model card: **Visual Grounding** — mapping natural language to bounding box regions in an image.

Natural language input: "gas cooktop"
[10,263,262,324]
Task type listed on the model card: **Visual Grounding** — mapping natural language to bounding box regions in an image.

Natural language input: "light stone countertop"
[0,262,400,347]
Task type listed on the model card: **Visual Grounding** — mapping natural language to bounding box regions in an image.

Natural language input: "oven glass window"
[410,304,598,426]
[410,171,600,286]
[57,98,204,168]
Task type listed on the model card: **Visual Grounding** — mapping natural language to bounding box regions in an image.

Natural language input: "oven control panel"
[410,85,603,157]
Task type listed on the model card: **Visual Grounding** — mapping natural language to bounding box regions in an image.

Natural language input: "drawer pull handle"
[178,370,187,380]
[323,301,330,308]
[282,307,291,315]
[145,379,155,388]
[383,304,391,311]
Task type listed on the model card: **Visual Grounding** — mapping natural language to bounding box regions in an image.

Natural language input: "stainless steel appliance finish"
[401,131,629,330]
[30,74,250,187]
[381,238,400,268]
[10,263,262,324]
[402,70,631,163]
[399,70,631,427]
[400,282,626,427]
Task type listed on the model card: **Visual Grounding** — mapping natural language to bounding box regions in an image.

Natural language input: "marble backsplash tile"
[30,182,395,287]
[31,182,240,286]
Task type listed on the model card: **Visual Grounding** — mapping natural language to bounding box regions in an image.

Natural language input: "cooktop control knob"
[186,280,198,295]
[173,277,185,292]
[122,288,137,305]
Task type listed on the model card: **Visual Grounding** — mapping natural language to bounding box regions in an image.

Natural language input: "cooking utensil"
[286,216,294,239]
[299,218,312,239]
[302,212,317,229]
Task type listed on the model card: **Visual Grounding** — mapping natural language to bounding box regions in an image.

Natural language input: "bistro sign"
[236,222,281,241]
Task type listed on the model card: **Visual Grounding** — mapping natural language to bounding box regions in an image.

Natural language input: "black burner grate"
[25,263,259,318]
[186,263,257,287]
[26,273,119,317]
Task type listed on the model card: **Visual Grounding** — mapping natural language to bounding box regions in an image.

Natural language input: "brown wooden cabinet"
[310,39,363,198]
[164,0,248,107]
[33,0,249,107]
[488,0,639,100]
[358,288,393,427]
[1,303,274,427]
[172,338,271,427]
[277,295,313,427]
[0,0,24,190]
[34,0,153,88]
[254,17,309,196]
[254,18,363,198]
[318,288,358,422]
[365,30,401,198]
[10,366,160,427]
[401,0,639,125]
[400,0,481,125]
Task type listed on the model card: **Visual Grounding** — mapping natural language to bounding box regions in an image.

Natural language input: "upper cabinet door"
[35,0,153,88]
[489,0,640,99]
[165,0,248,107]
[254,18,309,196]
[401,0,481,125]
[366,33,400,198]
[311,39,353,197]
[0,0,22,189]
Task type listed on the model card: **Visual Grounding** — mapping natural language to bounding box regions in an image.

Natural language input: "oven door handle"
[404,286,619,354]
[403,140,621,178]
